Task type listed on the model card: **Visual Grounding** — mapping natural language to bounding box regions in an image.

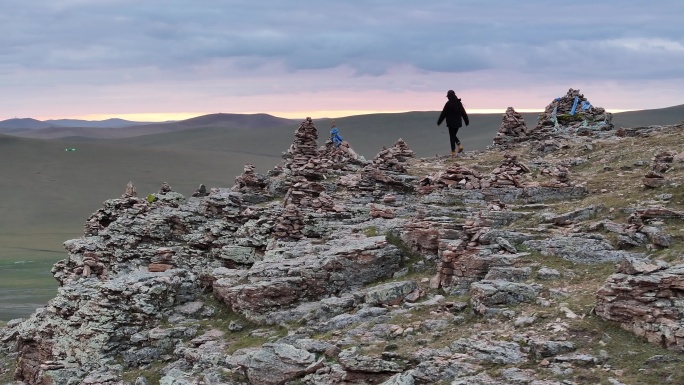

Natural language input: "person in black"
[437,90,470,156]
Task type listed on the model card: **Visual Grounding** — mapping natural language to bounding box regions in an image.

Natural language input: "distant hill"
[4,113,298,140]
[611,104,684,127]
[44,118,152,128]
[0,118,52,130]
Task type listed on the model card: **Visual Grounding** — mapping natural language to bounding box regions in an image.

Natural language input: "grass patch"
[363,226,379,237]
[385,231,427,275]
[566,315,684,384]
[197,294,287,354]
[121,361,165,383]
[0,359,16,384]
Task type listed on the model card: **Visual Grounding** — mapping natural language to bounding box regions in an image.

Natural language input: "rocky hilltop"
[1,98,684,385]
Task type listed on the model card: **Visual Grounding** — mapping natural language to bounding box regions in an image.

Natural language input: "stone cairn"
[192,184,208,197]
[159,182,172,194]
[283,117,327,178]
[417,164,484,193]
[233,163,269,192]
[122,181,137,198]
[337,140,415,192]
[643,150,676,188]
[493,107,528,146]
[319,138,363,169]
[539,164,571,187]
[417,153,530,192]
[273,204,305,240]
[533,88,613,136]
[283,177,337,212]
[372,139,415,172]
[486,153,531,188]
[72,252,108,280]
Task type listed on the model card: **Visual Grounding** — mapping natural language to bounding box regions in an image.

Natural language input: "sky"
[1,0,683,122]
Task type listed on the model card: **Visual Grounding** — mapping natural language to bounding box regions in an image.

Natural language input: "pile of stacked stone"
[643,150,676,188]
[319,139,363,169]
[486,153,531,188]
[148,247,176,272]
[283,117,327,178]
[416,164,484,193]
[72,252,108,279]
[336,165,409,192]
[284,177,337,212]
[272,204,305,240]
[539,164,571,187]
[122,181,137,198]
[159,182,172,194]
[463,217,492,249]
[533,88,613,135]
[493,107,528,146]
[191,184,208,197]
[372,139,415,172]
[233,163,269,192]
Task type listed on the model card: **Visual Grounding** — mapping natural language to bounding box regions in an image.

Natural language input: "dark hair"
[447,90,456,97]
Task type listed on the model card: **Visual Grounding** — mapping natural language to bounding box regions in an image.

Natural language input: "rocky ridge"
[1,111,684,385]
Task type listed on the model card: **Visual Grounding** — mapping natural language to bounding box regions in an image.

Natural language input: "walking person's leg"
[448,126,457,155]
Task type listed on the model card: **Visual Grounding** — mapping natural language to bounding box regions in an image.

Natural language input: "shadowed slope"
[4,113,297,140]
[611,104,684,127]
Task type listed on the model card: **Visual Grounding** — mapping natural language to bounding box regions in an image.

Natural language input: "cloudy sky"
[2,0,683,121]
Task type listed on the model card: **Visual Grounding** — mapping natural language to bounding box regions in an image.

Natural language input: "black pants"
[448,126,461,151]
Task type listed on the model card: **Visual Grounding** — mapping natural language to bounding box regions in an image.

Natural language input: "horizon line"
[9,108,637,123]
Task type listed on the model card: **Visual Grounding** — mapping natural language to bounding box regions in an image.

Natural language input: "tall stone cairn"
[493,107,528,146]
[533,88,613,136]
[283,117,323,177]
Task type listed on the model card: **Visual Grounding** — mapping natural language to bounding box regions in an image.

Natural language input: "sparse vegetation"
[197,295,288,354]
[363,226,379,237]
[121,362,165,384]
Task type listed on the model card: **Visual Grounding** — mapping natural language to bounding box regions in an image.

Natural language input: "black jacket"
[437,95,469,128]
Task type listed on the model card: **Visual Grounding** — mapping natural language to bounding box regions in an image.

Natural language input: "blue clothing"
[330,127,343,147]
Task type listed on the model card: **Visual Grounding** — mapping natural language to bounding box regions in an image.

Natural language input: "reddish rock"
[148,263,174,272]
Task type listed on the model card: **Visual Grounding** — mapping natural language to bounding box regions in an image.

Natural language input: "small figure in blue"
[330,120,343,148]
